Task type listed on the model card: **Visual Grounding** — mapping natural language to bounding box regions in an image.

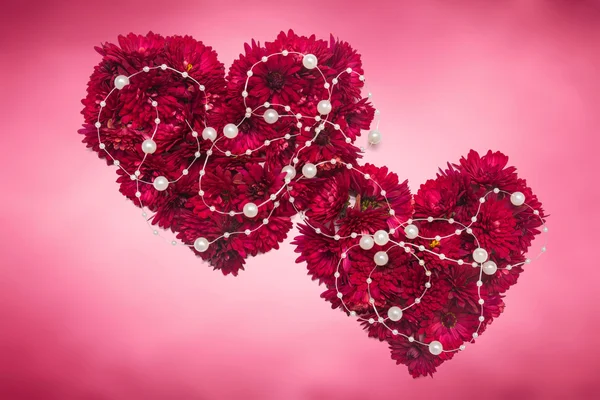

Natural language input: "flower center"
[429,239,440,248]
[249,180,268,200]
[406,347,421,359]
[266,71,285,90]
[441,312,457,328]
[360,197,381,211]
[314,132,331,146]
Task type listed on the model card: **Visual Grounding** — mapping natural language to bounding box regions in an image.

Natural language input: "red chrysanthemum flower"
[423,301,481,349]
[389,335,453,378]
[454,149,519,189]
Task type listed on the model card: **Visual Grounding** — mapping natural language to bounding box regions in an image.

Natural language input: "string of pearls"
[98,51,548,357]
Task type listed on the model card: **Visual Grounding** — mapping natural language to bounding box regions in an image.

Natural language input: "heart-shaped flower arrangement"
[79,31,547,377]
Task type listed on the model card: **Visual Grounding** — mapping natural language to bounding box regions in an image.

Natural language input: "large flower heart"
[79,31,547,377]
[80,31,372,275]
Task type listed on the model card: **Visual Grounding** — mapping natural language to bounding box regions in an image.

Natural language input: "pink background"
[1,0,599,398]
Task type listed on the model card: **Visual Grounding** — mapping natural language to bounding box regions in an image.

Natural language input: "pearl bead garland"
[96,57,547,357]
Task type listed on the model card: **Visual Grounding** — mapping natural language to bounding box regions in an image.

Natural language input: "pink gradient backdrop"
[1,0,599,398]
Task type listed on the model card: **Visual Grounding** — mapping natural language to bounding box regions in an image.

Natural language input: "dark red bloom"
[389,335,453,378]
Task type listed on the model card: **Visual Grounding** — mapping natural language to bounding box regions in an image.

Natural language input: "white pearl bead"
[317,100,332,115]
[368,130,382,144]
[223,123,238,139]
[429,341,443,355]
[387,306,403,321]
[373,230,389,246]
[202,127,217,141]
[142,139,157,154]
[359,236,375,250]
[374,251,389,266]
[302,163,317,178]
[482,260,498,275]
[510,191,526,206]
[114,75,129,90]
[472,248,489,263]
[404,224,419,239]
[281,165,296,180]
[243,202,258,218]
[194,237,209,252]
[263,109,279,124]
[153,176,169,191]
[302,54,318,69]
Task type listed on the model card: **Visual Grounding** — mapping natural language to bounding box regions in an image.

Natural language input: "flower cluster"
[79,31,372,275]
[293,150,545,377]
